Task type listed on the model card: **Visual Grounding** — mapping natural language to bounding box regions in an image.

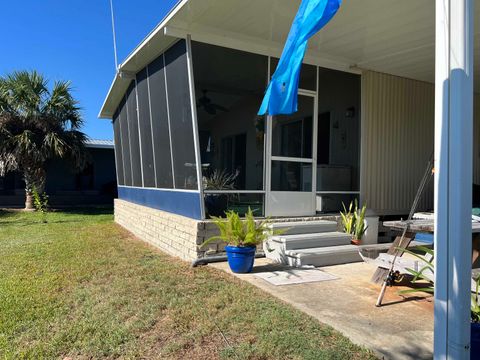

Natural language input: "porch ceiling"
[100,0,480,118]
[169,0,479,89]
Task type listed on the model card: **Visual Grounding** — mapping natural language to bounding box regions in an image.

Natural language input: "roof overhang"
[99,0,480,119]
[85,139,114,149]
[99,0,189,119]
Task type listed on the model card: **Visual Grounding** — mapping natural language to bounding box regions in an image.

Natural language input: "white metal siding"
[361,72,480,215]
[361,71,434,215]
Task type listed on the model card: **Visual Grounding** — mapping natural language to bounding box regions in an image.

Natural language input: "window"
[75,163,94,190]
[316,67,361,212]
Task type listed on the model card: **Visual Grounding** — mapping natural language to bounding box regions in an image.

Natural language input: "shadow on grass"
[0,206,113,226]
[57,206,113,216]
[0,209,22,218]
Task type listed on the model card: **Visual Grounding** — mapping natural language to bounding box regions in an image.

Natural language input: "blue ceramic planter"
[225,245,256,273]
[472,323,480,358]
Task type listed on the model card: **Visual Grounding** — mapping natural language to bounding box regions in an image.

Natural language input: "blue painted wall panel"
[118,186,202,219]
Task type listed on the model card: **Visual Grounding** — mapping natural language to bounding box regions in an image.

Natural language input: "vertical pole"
[109,0,119,71]
[185,34,206,219]
[434,0,474,358]
[163,53,176,188]
[134,79,145,188]
[311,67,319,212]
[264,115,273,216]
[264,57,272,216]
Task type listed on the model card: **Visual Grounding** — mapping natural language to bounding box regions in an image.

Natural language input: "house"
[0,139,117,207]
[99,1,480,261]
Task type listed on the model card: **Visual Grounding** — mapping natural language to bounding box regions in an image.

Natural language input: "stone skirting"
[114,198,341,261]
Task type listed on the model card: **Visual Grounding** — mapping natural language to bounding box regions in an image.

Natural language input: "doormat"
[254,268,338,286]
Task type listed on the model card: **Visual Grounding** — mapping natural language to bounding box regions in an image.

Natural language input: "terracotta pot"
[351,238,361,246]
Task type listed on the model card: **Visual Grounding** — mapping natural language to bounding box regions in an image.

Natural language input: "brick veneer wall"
[114,199,341,261]
[114,199,223,261]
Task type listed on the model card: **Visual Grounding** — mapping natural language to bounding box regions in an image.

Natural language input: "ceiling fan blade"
[213,104,229,112]
[205,105,217,115]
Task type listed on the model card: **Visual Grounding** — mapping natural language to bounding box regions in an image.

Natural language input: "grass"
[0,208,376,359]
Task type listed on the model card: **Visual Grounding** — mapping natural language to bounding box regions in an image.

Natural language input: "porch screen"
[112,110,125,186]
[192,41,267,217]
[118,98,132,186]
[165,40,198,190]
[136,68,156,188]
[126,83,142,187]
[147,56,174,189]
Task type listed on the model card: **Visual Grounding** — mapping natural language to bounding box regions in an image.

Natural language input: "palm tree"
[0,70,87,209]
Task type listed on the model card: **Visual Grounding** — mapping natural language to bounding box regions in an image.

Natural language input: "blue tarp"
[258,0,342,116]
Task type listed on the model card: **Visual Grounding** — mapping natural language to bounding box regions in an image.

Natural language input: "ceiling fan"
[196,89,229,115]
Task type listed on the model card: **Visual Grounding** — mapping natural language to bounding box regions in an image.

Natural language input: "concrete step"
[264,232,352,264]
[285,245,363,267]
[269,220,338,235]
[270,232,352,250]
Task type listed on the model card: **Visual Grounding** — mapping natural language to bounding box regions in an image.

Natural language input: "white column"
[434,0,474,358]
[185,34,206,219]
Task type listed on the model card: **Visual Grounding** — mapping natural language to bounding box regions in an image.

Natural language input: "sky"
[0,0,179,141]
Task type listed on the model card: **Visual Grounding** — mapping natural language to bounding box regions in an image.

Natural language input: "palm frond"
[0,70,87,185]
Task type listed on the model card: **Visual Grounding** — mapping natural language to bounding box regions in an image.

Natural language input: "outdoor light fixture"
[346,106,355,118]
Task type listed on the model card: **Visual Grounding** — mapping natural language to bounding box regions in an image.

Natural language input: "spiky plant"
[0,71,87,209]
[398,247,480,323]
[472,277,480,323]
[340,200,368,241]
[340,201,355,235]
[203,169,238,191]
[202,208,282,248]
[353,200,368,240]
[396,245,435,294]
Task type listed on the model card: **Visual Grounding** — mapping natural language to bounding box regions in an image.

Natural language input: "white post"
[434,0,474,358]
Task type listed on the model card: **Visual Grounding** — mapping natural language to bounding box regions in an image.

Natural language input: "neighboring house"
[99,1,480,261]
[0,140,117,207]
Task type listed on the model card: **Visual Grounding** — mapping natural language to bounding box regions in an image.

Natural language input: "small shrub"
[32,187,49,223]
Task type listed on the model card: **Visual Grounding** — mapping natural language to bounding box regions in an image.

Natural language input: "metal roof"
[85,139,114,149]
[99,0,480,119]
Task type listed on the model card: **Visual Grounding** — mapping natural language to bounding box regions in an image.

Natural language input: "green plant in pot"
[201,208,278,273]
[340,200,368,245]
[203,169,238,217]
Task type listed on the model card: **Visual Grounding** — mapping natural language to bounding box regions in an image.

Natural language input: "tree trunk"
[25,190,34,211]
[22,167,44,211]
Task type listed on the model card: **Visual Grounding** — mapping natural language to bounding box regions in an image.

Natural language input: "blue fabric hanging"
[258,0,342,115]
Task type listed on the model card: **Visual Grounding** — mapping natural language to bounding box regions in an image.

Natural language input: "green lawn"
[0,209,376,359]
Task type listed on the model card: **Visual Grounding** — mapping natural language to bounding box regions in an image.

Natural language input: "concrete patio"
[210,259,433,360]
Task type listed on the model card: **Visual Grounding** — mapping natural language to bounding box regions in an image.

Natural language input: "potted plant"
[340,200,368,245]
[202,208,278,273]
[203,169,238,217]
